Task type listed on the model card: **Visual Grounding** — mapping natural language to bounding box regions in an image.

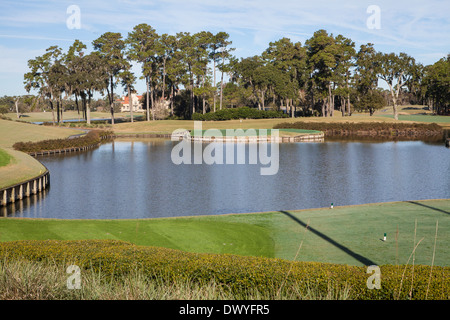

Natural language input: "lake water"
[3,138,450,219]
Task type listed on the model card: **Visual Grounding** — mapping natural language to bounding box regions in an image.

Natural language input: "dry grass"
[4,111,121,123]
[0,119,80,148]
[0,258,350,300]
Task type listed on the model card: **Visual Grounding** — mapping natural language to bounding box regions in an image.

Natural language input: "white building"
[118,93,144,113]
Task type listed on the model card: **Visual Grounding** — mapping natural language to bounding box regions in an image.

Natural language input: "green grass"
[379,114,450,123]
[0,217,274,258]
[1,199,448,267]
[0,149,11,167]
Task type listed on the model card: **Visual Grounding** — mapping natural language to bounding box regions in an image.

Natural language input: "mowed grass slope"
[0,119,80,148]
[0,216,274,258]
[0,119,80,188]
[1,199,448,267]
[0,149,48,189]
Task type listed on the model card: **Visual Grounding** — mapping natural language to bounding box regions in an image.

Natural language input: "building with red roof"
[117,93,144,112]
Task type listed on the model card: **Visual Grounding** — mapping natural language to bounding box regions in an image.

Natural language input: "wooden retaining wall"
[0,169,50,207]
[28,144,100,157]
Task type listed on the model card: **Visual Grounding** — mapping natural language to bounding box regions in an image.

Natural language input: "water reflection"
[2,189,49,218]
[3,138,450,219]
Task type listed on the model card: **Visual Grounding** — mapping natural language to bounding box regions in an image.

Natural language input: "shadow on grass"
[280,210,377,266]
[407,201,450,216]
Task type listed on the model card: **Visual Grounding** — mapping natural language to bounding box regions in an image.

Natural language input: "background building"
[118,93,144,113]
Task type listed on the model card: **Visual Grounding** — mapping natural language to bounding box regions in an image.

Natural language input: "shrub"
[0,105,9,115]
[165,115,183,120]
[12,130,114,153]
[273,122,444,139]
[0,240,447,300]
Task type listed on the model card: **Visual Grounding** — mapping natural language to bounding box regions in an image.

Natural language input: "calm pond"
[4,138,450,219]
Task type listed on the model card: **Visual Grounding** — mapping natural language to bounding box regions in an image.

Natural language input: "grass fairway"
[1,199,448,267]
[379,114,450,124]
[0,119,80,148]
[0,215,274,258]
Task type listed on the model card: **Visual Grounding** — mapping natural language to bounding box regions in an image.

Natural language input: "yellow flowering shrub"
[0,240,447,300]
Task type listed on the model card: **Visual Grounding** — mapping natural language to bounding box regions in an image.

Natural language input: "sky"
[0,0,449,97]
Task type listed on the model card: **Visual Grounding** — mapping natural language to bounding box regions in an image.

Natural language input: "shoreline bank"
[0,166,50,207]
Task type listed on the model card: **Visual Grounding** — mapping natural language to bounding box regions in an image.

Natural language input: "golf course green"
[1,199,448,267]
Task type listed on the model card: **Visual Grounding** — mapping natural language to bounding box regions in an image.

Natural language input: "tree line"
[22,25,449,124]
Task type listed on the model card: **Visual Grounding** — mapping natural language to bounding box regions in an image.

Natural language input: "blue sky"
[0,0,449,97]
